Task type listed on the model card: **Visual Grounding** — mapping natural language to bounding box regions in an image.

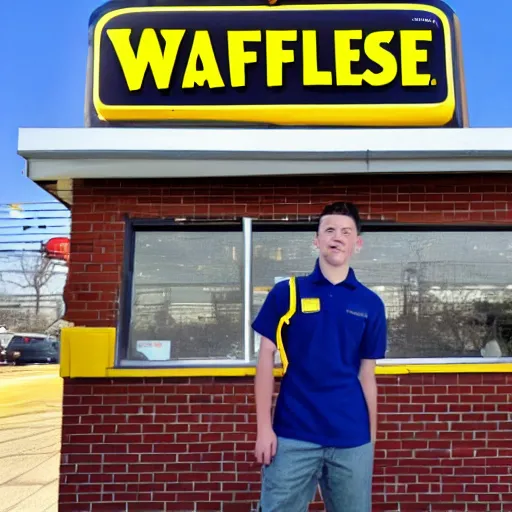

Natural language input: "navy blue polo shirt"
[252,259,387,448]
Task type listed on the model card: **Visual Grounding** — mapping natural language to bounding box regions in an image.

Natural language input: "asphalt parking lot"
[0,365,62,512]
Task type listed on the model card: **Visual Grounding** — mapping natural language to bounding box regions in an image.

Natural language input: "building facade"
[18,0,512,510]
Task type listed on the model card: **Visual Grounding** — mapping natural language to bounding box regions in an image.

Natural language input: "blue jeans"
[259,436,374,512]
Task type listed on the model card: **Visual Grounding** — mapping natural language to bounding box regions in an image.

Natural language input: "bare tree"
[0,252,57,315]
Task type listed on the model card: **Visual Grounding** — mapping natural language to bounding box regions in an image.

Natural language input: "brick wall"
[60,172,512,511]
[59,374,512,512]
[64,173,512,327]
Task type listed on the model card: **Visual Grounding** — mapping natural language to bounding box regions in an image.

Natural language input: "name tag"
[301,298,321,313]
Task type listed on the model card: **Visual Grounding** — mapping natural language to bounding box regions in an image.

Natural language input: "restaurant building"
[18,0,512,510]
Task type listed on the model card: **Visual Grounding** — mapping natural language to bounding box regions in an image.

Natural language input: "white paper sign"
[136,340,171,361]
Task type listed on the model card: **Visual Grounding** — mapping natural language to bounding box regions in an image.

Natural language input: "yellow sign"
[88,3,465,127]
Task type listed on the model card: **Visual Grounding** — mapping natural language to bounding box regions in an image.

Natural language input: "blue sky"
[1,0,512,205]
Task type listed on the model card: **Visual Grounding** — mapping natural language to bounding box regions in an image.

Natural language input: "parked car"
[5,333,59,365]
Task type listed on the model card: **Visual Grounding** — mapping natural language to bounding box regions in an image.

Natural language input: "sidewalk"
[0,365,62,512]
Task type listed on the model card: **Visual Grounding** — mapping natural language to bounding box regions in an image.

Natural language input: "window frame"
[116,217,512,368]
[116,217,249,367]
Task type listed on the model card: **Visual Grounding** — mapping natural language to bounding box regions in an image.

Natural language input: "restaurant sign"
[86,1,467,127]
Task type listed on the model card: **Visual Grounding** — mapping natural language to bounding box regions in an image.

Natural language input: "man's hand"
[254,336,278,465]
[255,426,278,465]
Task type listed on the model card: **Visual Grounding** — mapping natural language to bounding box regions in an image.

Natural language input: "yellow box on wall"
[60,328,116,378]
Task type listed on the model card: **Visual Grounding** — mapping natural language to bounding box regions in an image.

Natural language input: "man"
[252,201,387,512]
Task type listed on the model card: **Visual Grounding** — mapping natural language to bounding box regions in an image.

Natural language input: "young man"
[252,202,387,512]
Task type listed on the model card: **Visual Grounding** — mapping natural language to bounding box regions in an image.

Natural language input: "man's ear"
[355,236,363,253]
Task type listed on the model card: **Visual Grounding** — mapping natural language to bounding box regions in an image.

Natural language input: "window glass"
[252,230,512,359]
[127,231,244,362]
[8,336,49,347]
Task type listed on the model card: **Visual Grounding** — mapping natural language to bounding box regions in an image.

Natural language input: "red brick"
[126,503,167,511]
[61,175,512,510]
[65,175,512,325]
[60,506,90,512]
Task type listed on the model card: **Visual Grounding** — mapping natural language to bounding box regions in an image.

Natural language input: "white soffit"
[17,127,512,181]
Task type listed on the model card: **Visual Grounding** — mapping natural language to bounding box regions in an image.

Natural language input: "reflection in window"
[128,231,243,362]
[252,231,512,359]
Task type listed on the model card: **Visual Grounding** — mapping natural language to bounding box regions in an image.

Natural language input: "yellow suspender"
[275,276,297,374]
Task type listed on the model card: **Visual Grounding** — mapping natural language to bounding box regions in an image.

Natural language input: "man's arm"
[359,359,378,443]
[251,281,288,464]
[254,336,278,464]
[359,297,387,444]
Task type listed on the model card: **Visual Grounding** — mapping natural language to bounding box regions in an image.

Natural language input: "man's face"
[314,214,361,267]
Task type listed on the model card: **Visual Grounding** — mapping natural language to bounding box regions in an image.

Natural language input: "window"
[118,220,512,366]
[357,229,512,360]
[118,221,247,366]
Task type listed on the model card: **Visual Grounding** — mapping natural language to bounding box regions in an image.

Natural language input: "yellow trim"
[376,364,512,375]
[106,367,285,378]
[453,14,469,127]
[92,3,456,126]
[275,276,297,373]
[60,327,512,378]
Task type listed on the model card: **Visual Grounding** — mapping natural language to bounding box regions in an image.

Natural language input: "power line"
[0,201,68,206]
[0,228,70,232]
[0,217,70,223]
[0,216,70,222]
[0,208,69,213]
[0,269,67,274]
[0,234,70,239]
[0,211,71,215]
[0,226,70,231]
[0,249,46,253]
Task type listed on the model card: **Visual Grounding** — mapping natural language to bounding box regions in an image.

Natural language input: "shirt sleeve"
[251,280,290,345]
[360,296,387,360]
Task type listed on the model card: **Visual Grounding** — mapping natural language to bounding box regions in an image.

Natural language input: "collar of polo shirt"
[309,258,359,290]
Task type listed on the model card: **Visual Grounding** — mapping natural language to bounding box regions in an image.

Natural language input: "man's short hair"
[317,202,362,234]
